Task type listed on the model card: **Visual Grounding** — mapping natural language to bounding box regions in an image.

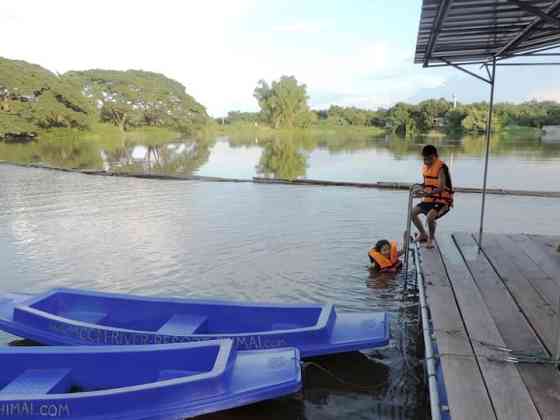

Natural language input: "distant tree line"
[0,57,209,141]
[222,76,560,136]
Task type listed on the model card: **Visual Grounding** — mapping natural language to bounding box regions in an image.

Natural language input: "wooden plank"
[485,233,560,310]
[439,234,540,420]
[528,235,560,250]
[421,244,496,420]
[421,246,452,288]
[480,234,557,353]
[509,234,560,289]
[526,235,560,272]
[455,232,560,420]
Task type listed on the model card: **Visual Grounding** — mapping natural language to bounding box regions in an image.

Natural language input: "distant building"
[542,126,560,144]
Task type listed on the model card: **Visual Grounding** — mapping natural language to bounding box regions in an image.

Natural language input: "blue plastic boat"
[0,288,389,357]
[0,339,301,420]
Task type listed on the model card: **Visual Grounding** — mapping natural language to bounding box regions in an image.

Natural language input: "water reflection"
[102,140,212,175]
[367,270,399,290]
[1,129,560,189]
[0,136,214,176]
[256,137,307,179]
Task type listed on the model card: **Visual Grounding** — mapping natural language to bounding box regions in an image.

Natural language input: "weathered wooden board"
[509,234,560,289]
[454,233,560,419]
[440,234,540,420]
[480,234,557,353]
[421,243,496,420]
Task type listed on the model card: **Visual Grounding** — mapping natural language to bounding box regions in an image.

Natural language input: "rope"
[471,338,548,358]
[301,361,386,392]
[427,351,560,365]
[432,330,553,362]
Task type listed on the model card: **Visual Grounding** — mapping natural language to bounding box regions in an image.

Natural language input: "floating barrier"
[2,161,559,198]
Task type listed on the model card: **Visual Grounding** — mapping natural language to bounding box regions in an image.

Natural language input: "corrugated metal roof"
[415,0,560,66]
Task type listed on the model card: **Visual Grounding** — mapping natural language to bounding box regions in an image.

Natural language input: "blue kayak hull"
[0,339,301,420]
[0,289,390,357]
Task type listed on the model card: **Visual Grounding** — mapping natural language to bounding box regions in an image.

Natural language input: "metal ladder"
[403,183,422,287]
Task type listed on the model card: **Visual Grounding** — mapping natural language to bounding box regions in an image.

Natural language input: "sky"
[1,0,558,116]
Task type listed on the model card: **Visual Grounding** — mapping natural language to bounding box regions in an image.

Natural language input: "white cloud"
[528,88,560,102]
[0,1,444,116]
[273,22,322,34]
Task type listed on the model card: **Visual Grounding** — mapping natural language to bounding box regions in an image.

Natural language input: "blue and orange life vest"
[422,159,454,206]
[368,240,400,271]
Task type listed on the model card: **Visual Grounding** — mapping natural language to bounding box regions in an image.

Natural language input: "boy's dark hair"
[422,145,438,157]
[375,239,390,252]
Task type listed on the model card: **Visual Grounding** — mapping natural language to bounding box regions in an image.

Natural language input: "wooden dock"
[418,232,560,420]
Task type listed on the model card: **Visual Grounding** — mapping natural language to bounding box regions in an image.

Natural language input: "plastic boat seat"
[157,314,208,335]
[1,369,71,394]
[58,310,107,324]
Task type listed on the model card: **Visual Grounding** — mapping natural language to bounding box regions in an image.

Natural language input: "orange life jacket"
[422,159,454,206]
[369,240,400,271]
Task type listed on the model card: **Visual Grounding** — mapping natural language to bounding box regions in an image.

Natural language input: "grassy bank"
[499,125,542,141]
[216,122,386,140]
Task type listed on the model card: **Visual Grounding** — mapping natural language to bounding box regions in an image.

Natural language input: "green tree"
[254,76,312,128]
[387,103,417,136]
[461,105,501,133]
[0,57,92,139]
[223,111,262,125]
[446,108,467,132]
[65,69,209,133]
[0,113,37,141]
[31,90,90,129]
[417,99,452,131]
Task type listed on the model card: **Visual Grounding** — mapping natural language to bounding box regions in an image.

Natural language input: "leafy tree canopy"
[0,57,92,139]
[254,76,314,129]
[65,69,209,133]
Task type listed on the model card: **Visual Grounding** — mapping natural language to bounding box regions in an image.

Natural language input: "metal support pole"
[555,297,560,367]
[478,57,497,249]
[404,187,414,278]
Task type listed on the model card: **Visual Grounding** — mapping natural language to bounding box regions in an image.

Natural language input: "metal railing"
[414,241,442,420]
[403,184,422,284]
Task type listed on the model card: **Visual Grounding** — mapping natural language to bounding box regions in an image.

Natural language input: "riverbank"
[215,123,386,142]
[1,125,558,190]
[217,122,543,142]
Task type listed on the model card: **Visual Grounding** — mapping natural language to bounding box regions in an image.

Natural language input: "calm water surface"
[0,132,559,419]
[198,135,560,191]
[1,131,559,191]
[1,167,560,418]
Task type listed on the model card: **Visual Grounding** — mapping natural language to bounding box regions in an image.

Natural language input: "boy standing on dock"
[411,145,454,249]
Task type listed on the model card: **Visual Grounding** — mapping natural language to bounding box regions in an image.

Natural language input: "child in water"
[368,239,403,272]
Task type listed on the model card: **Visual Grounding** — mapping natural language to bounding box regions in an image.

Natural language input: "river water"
[0,132,559,419]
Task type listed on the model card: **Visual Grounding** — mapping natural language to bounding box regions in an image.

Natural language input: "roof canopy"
[415,0,560,66]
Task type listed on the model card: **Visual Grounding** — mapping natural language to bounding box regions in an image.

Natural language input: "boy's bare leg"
[426,209,439,249]
[412,206,428,241]
[426,206,448,248]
